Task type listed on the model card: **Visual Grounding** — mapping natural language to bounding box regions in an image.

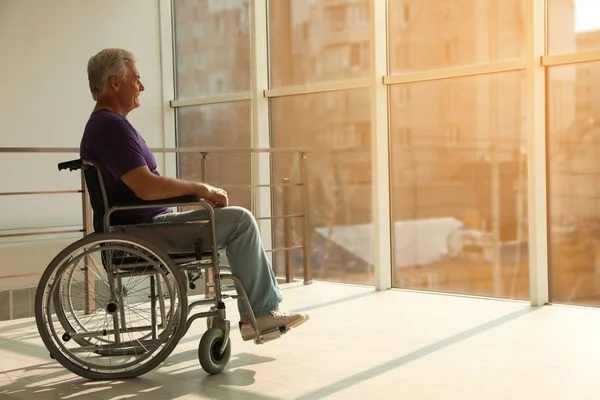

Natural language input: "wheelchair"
[34,159,285,380]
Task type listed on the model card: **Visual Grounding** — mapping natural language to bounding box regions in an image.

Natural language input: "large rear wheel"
[35,233,187,380]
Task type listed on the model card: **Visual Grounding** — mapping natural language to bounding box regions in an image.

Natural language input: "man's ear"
[108,76,120,92]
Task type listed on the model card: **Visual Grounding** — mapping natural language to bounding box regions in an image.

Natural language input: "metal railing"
[174,148,312,286]
[0,147,313,319]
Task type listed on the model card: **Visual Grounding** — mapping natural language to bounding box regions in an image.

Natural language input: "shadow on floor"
[0,352,283,400]
[0,284,380,399]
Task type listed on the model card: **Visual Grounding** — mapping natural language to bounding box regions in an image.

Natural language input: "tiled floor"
[2,281,600,399]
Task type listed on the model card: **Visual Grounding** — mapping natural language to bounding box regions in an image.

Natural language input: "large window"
[268,0,373,285]
[169,0,600,305]
[173,0,252,209]
[177,103,252,211]
[270,89,372,285]
[548,61,600,306]
[387,0,528,299]
[389,72,529,299]
[173,0,251,97]
[546,0,600,306]
[388,0,525,73]
[269,0,370,87]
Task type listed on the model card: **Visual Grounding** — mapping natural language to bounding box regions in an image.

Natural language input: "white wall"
[0,0,175,291]
[0,0,173,228]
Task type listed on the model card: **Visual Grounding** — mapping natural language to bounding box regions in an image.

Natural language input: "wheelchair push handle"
[58,158,83,172]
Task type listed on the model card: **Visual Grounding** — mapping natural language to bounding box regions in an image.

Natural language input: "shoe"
[239,310,310,341]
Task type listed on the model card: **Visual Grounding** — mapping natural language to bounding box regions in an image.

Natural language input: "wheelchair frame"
[34,158,283,380]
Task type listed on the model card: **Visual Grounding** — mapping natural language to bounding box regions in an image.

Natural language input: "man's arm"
[121,166,228,206]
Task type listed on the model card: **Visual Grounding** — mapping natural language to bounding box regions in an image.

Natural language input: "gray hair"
[87,48,136,101]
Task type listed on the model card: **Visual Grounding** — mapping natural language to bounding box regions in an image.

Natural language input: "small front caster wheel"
[198,327,231,375]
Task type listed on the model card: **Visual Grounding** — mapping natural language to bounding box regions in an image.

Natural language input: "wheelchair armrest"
[104,196,216,233]
[105,195,214,231]
[115,195,205,209]
[58,159,83,171]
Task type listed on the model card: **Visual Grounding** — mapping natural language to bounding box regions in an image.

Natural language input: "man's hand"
[198,183,229,208]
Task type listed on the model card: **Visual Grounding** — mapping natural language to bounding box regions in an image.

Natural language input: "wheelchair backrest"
[83,164,110,233]
[58,158,109,233]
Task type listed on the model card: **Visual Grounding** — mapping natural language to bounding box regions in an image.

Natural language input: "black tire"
[35,232,188,380]
[198,327,231,375]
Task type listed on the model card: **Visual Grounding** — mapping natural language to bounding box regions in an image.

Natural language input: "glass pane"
[548,61,600,306]
[548,0,600,54]
[173,0,251,98]
[270,89,373,284]
[176,102,252,211]
[268,0,371,87]
[388,0,525,73]
[390,71,530,300]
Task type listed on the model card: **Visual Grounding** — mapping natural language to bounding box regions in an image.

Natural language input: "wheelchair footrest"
[254,326,289,344]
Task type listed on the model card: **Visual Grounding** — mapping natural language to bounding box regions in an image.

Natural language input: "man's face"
[117,62,145,113]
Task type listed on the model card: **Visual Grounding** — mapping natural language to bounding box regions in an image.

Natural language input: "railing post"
[200,152,209,182]
[9,287,13,320]
[299,153,312,285]
[282,178,293,283]
[200,152,213,298]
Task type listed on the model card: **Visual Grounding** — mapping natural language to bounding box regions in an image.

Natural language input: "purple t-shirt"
[80,109,171,226]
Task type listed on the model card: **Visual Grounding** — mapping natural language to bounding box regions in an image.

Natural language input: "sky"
[575,0,600,32]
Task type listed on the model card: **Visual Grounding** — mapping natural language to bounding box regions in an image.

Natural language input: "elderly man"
[79,48,309,341]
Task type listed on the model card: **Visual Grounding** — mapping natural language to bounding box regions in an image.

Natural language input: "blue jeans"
[152,206,283,319]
